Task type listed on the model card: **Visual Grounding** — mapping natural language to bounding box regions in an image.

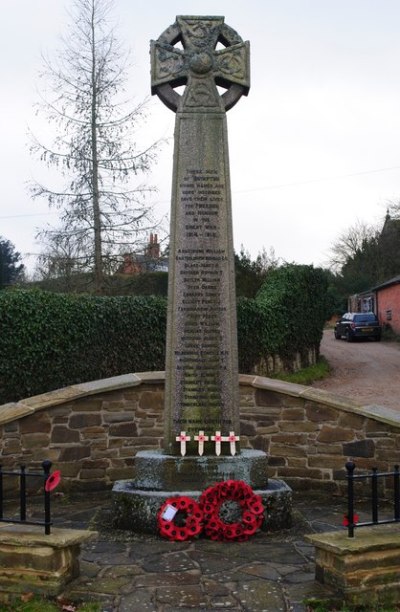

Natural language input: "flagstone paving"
[38,491,348,611]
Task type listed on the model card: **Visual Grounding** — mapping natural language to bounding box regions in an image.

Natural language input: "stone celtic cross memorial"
[112,16,291,532]
[151,15,250,455]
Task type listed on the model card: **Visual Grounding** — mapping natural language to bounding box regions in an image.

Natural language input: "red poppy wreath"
[199,480,265,542]
[157,496,204,541]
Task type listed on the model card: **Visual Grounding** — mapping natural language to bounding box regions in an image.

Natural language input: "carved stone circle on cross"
[151,16,250,113]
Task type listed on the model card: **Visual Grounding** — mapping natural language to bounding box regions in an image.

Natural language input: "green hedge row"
[237,264,329,373]
[32,271,169,296]
[0,265,328,403]
[256,264,329,364]
[0,290,166,404]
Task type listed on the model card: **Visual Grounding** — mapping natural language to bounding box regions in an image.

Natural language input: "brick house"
[348,290,375,314]
[346,211,400,330]
[117,233,168,275]
[373,274,400,334]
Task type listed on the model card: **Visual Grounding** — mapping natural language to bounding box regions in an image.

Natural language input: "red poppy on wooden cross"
[176,431,191,456]
[194,431,209,456]
[211,431,225,456]
[228,432,240,456]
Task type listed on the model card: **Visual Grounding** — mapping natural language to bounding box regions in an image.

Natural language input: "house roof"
[372,274,400,292]
[349,289,375,299]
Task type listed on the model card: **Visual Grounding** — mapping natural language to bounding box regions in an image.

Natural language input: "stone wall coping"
[0,374,143,426]
[1,371,399,430]
[0,403,35,425]
[251,375,306,396]
[134,371,165,384]
[0,524,97,548]
[301,389,400,427]
[251,376,400,428]
[306,524,400,554]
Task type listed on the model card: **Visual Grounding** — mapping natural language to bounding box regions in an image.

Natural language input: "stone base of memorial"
[111,450,292,533]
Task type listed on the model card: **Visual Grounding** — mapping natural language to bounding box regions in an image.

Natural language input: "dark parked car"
[334,312,382,342]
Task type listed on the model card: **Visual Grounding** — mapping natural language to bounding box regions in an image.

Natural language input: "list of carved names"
[173,168,233,431]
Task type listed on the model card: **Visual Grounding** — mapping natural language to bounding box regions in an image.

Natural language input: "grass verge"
[0,596,100,612]
[272,356,330,386]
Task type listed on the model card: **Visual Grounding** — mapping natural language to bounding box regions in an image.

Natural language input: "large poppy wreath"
[157,496,204,541]
[199,480,265,541]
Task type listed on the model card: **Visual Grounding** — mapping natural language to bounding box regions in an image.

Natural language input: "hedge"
[236,265,329,374]
[0,290,166,404]
[0,265,328,403]
[256,264,329,366]
[31,271,169,296]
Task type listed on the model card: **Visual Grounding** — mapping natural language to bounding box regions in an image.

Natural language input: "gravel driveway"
[312,329,400,412]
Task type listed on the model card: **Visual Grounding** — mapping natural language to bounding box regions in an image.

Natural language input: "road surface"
[312,329,400,412]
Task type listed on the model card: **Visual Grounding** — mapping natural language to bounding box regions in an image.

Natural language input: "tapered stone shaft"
[151,16,250,455]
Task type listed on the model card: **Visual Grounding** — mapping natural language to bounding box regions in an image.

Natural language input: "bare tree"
[33,232,83,289]
[30,0,163,293]
[328,219,377,272]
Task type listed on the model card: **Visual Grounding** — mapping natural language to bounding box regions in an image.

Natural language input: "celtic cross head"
[151,16,250,113]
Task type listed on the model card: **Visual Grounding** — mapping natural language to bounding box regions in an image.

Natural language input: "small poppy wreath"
[45,470,61,492]
[157,496,204,541]
[199,480,265,542]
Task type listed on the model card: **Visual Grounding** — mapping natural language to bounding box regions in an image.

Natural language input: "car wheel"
[346,330,353,342]
[375,335,381,342]
[334,330,340,339]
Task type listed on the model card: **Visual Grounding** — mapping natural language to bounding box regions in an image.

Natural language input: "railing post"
[371,467,378,524]
[345,460,356,537]
[20,465,26,522]
[42,460,52,535]
[394,465,400,521]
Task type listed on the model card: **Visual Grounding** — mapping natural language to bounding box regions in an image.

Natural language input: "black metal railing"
[0,460,53,534]
[345,460,400,537]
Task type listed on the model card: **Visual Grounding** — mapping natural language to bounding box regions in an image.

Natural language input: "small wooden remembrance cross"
[228,432,240,456]
[194,430,209,456]
[211,431,223,456]
[176,431,191,456]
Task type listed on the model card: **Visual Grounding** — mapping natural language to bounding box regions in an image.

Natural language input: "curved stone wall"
[0,372,399,494]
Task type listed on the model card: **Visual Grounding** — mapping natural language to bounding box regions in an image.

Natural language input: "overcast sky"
[2,0,400,274]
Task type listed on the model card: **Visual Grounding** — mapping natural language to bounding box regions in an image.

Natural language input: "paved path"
[313,329,400,412]
[47,492,345,611]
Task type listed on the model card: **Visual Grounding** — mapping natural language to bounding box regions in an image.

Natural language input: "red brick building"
[117,234,168,275]
[374,275,400,334]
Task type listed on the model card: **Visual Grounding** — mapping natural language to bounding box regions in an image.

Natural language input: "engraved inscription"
[180,169,224,240]
[172,166,233,433]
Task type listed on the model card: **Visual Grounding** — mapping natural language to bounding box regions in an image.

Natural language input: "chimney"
[153,234,160,259]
